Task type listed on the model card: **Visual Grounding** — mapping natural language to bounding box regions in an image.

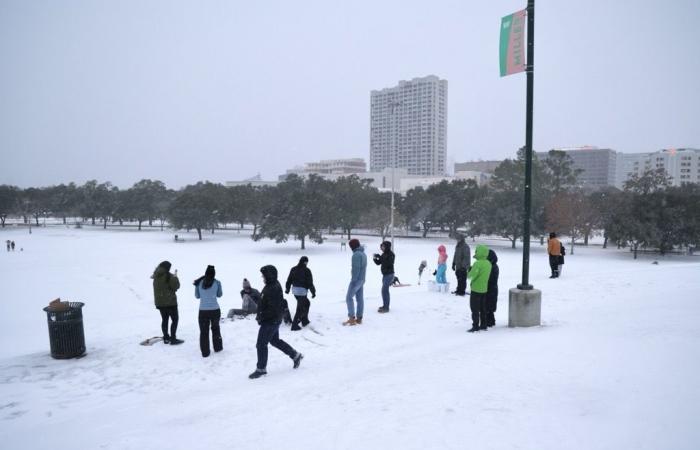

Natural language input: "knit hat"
[158,261,172,271]
[242,278,251,290]
[349,239,360,250]
[299,256,309,265]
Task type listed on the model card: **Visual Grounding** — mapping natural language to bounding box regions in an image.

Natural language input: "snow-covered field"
[1,226,699,450]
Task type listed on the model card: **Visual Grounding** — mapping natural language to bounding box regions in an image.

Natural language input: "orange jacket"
[548,238,561,256]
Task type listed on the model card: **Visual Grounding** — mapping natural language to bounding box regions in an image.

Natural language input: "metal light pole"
[517,0,535,290]
[388,98,402,248]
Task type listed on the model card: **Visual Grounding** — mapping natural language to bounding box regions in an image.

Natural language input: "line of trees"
[1,152,698,256]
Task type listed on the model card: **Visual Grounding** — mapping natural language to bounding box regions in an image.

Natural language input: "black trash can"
[43,302,86,359]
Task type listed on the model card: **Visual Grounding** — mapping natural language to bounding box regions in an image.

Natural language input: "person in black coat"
[372,241,395,313]
[249,265,303,379]
[485,249,499,328]
[285,256,317,330]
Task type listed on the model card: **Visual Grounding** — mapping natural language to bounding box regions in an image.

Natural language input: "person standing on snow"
[285,256,317,331]
[485,249,499,328]
[249,265,303,379]
[558,242,566,277]
[467,245,492,332]
[152,261,183,345]
[547,232,562,278]
[372,240,395,313]
[435,245,448,284]
[194,265,223,357]
[344,238,367,325]
[451,234,471,296]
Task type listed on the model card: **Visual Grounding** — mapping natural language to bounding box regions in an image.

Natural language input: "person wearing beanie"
[285,256,317,330]
[372,241,395,313]
[250,265,303,379]
[194,265,223,357]
[344,239,367,325]
[151,260,183,345]
[435,245,448,284]
[451,234,471,296]
[238,278,260,314]
[467,245,493,332]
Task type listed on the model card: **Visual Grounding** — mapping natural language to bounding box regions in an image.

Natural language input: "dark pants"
[549,255,560,277]
[198,309,222,356]
[485,291,498,327]
[455,268,468,295]
[470,292,488,329]
[381,273,394,309]
[292,295,311,327]
[158,306,179,339]
[256,322,297,370]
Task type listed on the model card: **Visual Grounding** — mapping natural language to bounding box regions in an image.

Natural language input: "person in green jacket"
[152,261,183,345]
[467,244,492,332]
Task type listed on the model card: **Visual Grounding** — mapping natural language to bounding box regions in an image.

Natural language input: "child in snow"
[435,245,448,284]
[194,265,223,357]
[467,245,492,332]
[249,265,303,379]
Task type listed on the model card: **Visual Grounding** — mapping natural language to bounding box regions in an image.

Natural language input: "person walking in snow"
[285,256,316,331]
[485,249,499,328]
[372,240,395,313]
[467,244,492,332]
[194,265,223,357]
[452,234,471,296]
[344,238,367,325]
[435,245,448,284]
[10,241,15,251]
[151,261,183,345]
[5,240,10,252]
[249,265,303,379]
[547,232,562,278]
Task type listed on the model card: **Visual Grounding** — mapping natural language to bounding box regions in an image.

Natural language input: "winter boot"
[293,352,303,369]
[467,326,480,333]
[170,338,184,345]
[163,335,171,344]
[249,369,267,379]
[355,317,363,324]
[291,323,302,331]
[377,307,389,313]
[342,317,357,326]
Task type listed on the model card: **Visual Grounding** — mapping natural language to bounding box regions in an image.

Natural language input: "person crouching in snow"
[194,265,223,357]
[285,256,316,331]
[435,245,448,284]
[249,265,303,379]
[485,249,499,328]
[467,244,492,332]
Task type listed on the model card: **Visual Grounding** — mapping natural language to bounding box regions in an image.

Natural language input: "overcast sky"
[1,0,699,189]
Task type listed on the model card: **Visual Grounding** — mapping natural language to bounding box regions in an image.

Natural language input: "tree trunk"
[252,224,258,239]
[347,229,351,240]
[62,216,67,225]
[511,238,517,249]
[301,236,306,250]
[570,239,575,255]
[603,233,608,249]
[91,217,96,225]
[584,232,589,246]
[197,228,202,240]
[103,218,107,229]
[633,243,638,259]
[138,220,142,231]
[160,220,164,231]
[149,218,153,226]
[0,216,5,227]
[540,235,544,245]
[34,215,40,226]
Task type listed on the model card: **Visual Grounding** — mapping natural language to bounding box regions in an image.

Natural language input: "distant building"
[454,160,502,174]
[225,174,279,188]
[617,148,700,187]
[455,170,492,186]
[538,147,618,190]
[280,158,366,180]
[370,75,448,176]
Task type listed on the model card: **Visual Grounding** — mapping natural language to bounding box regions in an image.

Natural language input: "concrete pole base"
[508,287,542,327]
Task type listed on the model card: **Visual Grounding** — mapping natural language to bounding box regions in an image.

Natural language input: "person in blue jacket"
[194,265,223,357]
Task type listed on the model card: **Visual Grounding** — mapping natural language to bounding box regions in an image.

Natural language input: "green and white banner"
[499,9,527,77]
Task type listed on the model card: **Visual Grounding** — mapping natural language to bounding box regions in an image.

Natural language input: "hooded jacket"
[351,245,368,284]
[372,241,395,275]
[153,265,180,307]
[257,265,285,325]
[468,244,492,294]
[486,249,499,299]
[452,238,471,271]
[437,245,448,265]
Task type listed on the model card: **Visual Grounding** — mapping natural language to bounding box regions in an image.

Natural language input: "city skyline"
[1,0,699,189]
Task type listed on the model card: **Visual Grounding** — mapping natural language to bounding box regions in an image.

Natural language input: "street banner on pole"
[499,9,527,77]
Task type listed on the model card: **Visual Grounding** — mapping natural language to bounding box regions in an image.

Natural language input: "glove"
[432,270,437,276]
[285,290,289,294]
[312,292,316,299]
[451,264,456,271]
[255,313,262,325]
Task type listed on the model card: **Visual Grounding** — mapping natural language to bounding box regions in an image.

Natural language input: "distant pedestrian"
[5,240,9,252]
[467,245,492,333]
[372,241,395,313]
[151,261,183,345]
[547,232,562,278]
[193,265,223,357]
[435,245,448,284]
[418,260,427,285]
[558,242,566,277]
[285,256,316,331]
[452,234,471,295]
[249,265,303,379]
[11,241,15,251]
[344,238,367,325]
[485,249,499,328]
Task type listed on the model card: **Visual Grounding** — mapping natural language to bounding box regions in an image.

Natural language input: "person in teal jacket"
[467,244,492,332]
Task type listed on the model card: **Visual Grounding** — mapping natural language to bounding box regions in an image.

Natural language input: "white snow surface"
[1,226,699,450]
